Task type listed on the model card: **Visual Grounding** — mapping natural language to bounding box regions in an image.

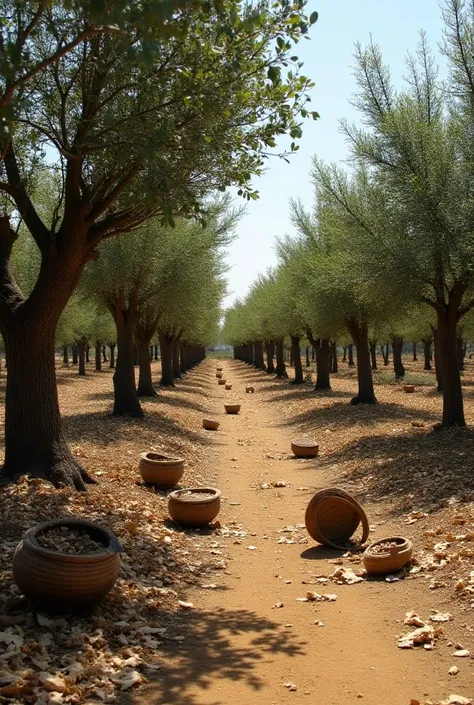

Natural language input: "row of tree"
[0,0,318,488]
[224,0,474,428]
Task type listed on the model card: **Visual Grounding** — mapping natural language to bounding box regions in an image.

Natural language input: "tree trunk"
[305,346,310,368]
[159,333,175,386]
[112,312,143,417]
[172,343,181,378]
[291,336,303,384]
[391,336,405,378]
[95,342,102,372]
[62,345,69,366]
[0,323,96,489]
[382,343,389,366]
[289,345,293,367]
[457,337,465,372]
[331,342,338,373]
[369,342,377,371]
[72,345,78,365]
[433,327,443,392]
[102,345,107,362]
[77,342,86,376]
[422,338,432,371]
[437,312,465,426]
[314,338,331,390]
[154,344,159,361]
[85,344,90,363]
[180,342,187,374]
[265,341,275,374]
[347,320,376,405]
[254,341,265,370]
[136,337,156,397]
[342,346,347,363]
[413,342,417,361]
[348,343,354,367]
[275,339,287,378]
[109,342,116,369]
[312,346,315,361]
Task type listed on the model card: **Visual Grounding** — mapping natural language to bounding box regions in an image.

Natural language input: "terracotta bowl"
[363,537,413,575]
[13,519,122,611]
[291,438,319,458]
[218,378,226,385]
[216,372,223,379]
[216,367,223,372]
[225,384,232,390]
[168,487,221,527]
[139,452,185,489]
[224,403,241,414]
[203,418,219,431]
[245,386,255,393]
[305,488,369,550]
[403,385,415,393]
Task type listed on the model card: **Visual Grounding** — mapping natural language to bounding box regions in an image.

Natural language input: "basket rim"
[22,518,122,561]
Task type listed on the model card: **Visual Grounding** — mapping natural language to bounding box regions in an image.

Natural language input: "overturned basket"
[305,488,369,550]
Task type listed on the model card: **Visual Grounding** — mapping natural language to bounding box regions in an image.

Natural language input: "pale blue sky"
[223,0,446,306]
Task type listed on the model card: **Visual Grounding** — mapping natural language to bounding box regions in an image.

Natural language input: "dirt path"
[130,360,473,705]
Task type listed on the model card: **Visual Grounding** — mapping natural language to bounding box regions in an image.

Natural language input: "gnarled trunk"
[347,319,376,405]
[109,342,116,369]
[347,343,354,367]
[331,342,338,373]
[314,338,331,391]
[95,342,102,372]
[437,313,464,426]
[369,341,377,371]
[77,341,86,376]
[0,322,95,489]
[422,338,432,371]
[159,332,175,386]
[112,310,143,417]
[254,341,264,370]
[291,335,303,384]
[136,336,156,397]
[275,339,287,378]
[265,341,275,374]
[433,327,443,393]
[172,343,181,378]
[391,336,405,378]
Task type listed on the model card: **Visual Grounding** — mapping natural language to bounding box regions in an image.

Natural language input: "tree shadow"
[264,389,352,404]
[62,410,215,449]
[276,401,439,431]
[330,427,474,511]
[119,607,306,705]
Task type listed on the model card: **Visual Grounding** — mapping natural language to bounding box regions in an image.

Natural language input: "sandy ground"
[125,359,474,705]
[0,356,473,705]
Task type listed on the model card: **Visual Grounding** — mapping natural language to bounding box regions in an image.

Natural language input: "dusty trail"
[132,360,473,705]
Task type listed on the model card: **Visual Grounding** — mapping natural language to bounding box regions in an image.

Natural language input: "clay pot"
[139,452,185,489]
[216,372,223,379]
[216,367,223,372]
[363,536,413,575]
[168,487,221,527]
[225,384,232,390]
[305,488,369,550]
[224,403,241,414]
[203,418,219,431]
[245,386,255,393]
[403,385,415,393]
[13,519,122,611]
[218,378,226,385]
[291,438,319,458]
